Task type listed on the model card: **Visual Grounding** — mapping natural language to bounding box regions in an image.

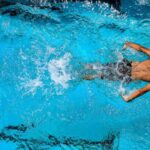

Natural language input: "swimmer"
[84,42,150,102]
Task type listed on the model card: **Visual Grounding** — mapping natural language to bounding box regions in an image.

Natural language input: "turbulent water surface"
[0,1,150,149]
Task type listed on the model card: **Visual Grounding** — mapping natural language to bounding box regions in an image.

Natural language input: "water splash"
[48,53,72,89]
[19,77,43,96]
[1,1,150,149]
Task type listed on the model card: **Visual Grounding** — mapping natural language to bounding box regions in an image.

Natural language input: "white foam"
[20,77,43,95]
[48,53,72,89]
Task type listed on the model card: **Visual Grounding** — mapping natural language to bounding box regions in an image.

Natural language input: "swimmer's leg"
[83,62,120,81]
[83,74,104,80]
[83,63,103,80]
[84,63,102,70]
[83,63,113,80]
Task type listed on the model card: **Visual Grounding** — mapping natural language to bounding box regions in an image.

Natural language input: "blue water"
[0,1,150,149]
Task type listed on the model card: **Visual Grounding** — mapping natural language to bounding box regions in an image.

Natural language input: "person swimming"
[84,42,150,102]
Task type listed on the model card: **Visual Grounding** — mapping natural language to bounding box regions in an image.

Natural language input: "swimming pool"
[0,0,150,149]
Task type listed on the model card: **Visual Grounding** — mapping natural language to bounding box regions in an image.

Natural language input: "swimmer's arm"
[123,42,150,56]
[121,84,150,102]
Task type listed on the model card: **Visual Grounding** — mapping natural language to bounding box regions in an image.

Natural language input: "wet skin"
[132,60,150,82]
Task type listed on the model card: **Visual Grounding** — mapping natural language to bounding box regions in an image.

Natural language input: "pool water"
[0,1,150,149]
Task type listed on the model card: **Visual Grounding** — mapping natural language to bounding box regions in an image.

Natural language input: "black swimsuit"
[98,59,132,83]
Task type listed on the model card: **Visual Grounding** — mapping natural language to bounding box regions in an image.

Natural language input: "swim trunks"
[98,58,132,83]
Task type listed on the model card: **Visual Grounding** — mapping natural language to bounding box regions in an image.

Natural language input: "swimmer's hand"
[121,94,129,102]
[122,42,130,50]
